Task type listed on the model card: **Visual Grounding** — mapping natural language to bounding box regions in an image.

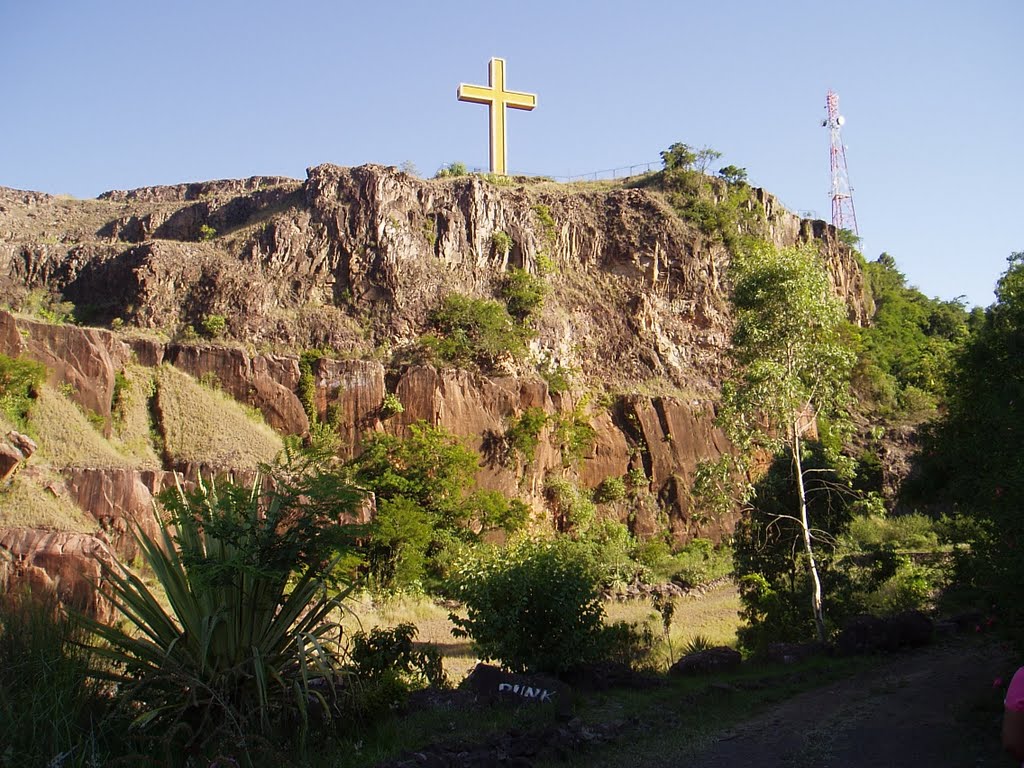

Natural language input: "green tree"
[718,165,748,185]
[660,142,697,171]
[913,251,1024,641]
[716,241,855,642]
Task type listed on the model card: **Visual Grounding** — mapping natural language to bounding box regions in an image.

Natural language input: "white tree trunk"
[792,424,826,643]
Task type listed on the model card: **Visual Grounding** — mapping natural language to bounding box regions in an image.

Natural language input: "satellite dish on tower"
[837,115,845,126]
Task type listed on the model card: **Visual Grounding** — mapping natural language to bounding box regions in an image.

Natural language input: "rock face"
[0,431,36,483]
[0,529,116,621]
[0,165,871,613]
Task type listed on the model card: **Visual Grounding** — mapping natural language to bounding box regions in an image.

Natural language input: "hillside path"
[676,638,1012,768]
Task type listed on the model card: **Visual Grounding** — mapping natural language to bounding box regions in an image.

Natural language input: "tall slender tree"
[717,241,855,641]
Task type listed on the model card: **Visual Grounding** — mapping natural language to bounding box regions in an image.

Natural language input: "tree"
[717,241,855,641]
[913,252,1024,641]
[660,142,697,171]
[718,165,748,185]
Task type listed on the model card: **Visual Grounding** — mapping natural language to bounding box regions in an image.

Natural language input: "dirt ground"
[680,637,1014,768]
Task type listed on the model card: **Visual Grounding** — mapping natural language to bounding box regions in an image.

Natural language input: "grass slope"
[154,364,283,469]
[27,386,138,469]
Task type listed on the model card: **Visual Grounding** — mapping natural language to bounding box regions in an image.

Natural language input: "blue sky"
[1,1,1020,308]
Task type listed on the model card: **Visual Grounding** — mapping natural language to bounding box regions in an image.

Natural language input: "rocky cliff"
[0,164,869,612]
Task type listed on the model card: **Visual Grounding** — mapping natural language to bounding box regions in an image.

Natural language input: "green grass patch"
[154,364,283,469]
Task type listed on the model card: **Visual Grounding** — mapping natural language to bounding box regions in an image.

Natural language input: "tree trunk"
[792,425,827,643]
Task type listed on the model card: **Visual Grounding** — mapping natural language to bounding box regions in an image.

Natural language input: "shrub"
[200,313,227,338]
[0,353,46,426]
[449,538,607,675]
[505,406,548,463]
[491,230,513,255]
[545,476,596,534]
[425,294,528,369]
[365,495,434,592]
[500,267,546,322]
[380,391,404,418]
[84,463,364,756]
[553,403,596,466]
[347,623,447,689]
[435,162,468,179]
[198,224,217,241]
[594,476,627,503]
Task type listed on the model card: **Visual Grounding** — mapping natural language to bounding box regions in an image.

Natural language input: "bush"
[505,406,548,463]
[347,623,447,689]
[425,294,529,369]
[84,461,365,756]
[500,267,547,322]
[491,230,513,255]
[435,162,468,179]
[198,224,217,241]
[594,476,627,503]
[0,353,47,426]
[553,403,596,467]
[545,476,596,534]
[449,538,607,675]
[366,495,434,592]
[380,391,404,418]
[199,313,226,338]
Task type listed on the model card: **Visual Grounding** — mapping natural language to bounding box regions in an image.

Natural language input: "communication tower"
[821,90,858,235]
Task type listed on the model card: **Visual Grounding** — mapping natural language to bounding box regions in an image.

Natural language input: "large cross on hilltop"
[457,58,537,176]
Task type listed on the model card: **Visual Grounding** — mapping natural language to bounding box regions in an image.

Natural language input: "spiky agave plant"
[85,464,365,755]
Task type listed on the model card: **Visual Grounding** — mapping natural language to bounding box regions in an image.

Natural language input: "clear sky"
[1,1,1020,308]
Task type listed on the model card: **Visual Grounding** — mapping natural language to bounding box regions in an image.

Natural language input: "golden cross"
[457,58,537,176]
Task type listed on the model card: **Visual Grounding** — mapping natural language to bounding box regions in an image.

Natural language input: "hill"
[0,163,868,611]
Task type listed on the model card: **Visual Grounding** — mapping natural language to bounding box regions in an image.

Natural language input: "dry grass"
[27,385,139,469]
[342,594,480,683]
[154,364,283,469]
[0,469,99,532]
[342,582,742,683]
[606,581,742,667]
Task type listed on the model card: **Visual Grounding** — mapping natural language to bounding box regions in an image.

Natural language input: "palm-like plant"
[85,461,364,754]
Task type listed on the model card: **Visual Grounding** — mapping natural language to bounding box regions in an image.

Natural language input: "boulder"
[669,645,742,676]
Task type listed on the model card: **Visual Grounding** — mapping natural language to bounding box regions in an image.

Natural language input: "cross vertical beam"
[457,58,537,176]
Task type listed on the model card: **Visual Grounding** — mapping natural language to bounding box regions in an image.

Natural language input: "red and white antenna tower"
[822,89,858,236]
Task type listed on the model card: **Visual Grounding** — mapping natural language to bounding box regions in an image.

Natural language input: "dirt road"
[682,638,1013,768]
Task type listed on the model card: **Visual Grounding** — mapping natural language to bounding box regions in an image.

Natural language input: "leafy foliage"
[553,401,597,466]
[718,165,748,185]
[200,313,226,338]
[593,475,626,503]
[912,252,1024,642]
[0,353,46,427]
[500,267,547,322]
[347,623,447,689]
[449,538,608,675]
[505,406,548,463]
[717,241,856,642]
[424,294,529,369]
[544,475,596,535]
[853,253,970,418]
[434,162,468,178]
[84,462,363,756]
[348,422,527,591]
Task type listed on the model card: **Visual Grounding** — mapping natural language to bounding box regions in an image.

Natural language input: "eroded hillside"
[0,164,869,613]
